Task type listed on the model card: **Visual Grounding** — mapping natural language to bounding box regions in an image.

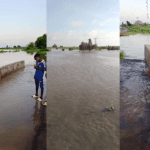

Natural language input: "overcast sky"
[0,0,46,48]
[47,0,120,47]
[120,0,149,24]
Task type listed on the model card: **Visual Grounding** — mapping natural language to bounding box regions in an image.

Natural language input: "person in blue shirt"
[32,53,46,101]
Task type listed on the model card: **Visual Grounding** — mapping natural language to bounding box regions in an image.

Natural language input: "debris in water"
[106,101,114,111]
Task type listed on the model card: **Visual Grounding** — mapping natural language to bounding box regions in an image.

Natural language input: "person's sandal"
[42,101,47,106]
[32,95,38,98]
[37,97,43,101]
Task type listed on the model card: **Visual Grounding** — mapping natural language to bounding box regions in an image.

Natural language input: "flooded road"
[121,34,150,60]
[47,49,120,150]
[0,63,46,149]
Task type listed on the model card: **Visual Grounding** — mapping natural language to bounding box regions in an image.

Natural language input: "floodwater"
[0,50,36,67]
[121,34,150,60]
[120,59,150,150]
[120,34,150,149]
[47,49,120,150]
[0,52,47,149]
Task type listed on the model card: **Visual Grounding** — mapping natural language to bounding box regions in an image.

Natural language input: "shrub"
[120,52,125,59]
[26,42,34,50]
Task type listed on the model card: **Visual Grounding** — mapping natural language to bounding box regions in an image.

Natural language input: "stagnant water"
[47,49,120,150]
[0,52,46,149]
[121,34,150,60]
[0,50,36,67]
[120,35,150,149]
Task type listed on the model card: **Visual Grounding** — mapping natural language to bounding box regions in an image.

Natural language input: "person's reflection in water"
[32,101,46,150]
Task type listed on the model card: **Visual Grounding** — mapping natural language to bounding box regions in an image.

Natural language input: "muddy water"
[47,49,120,150]
[0,64,46,149]
[120,59,150,150]
[121,34,150,60]
[0,50,36,67]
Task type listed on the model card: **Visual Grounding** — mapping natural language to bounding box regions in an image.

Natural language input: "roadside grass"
[121,24,150,35]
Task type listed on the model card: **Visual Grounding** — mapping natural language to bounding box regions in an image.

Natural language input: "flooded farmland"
[47,49,120,150]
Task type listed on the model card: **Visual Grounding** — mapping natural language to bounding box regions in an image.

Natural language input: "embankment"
[145,45,150,68]
[0,61,25,81]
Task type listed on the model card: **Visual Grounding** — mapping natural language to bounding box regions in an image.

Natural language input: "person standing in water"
[32,53,46,101]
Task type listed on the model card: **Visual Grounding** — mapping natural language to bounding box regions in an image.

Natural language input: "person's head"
[34,54,41,62]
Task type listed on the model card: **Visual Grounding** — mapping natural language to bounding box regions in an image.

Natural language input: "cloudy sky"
[120,0,149,24]
[47,0,119,47]
[0,0,46,48]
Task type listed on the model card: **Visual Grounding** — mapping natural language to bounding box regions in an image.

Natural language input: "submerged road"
[0,64,46,150]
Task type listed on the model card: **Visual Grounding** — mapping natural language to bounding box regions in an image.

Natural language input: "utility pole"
[136,17,139,26]
[146,0,149,26]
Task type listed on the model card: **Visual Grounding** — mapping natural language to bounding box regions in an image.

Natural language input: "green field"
[121,24,150,36]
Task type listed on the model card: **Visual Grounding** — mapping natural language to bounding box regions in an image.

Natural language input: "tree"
[52,44,57,47]
[35,34,46,50]
[126,21,131,26]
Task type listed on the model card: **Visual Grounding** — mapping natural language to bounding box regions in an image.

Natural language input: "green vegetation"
[0,50,5,53]
[79,40,98,50]
[52,46,79,50]
[22,34,47,61]
[98,46,120,50]
[14,49,20,52]
[120,52,125,59]
[35,34,46,50]
[121,24,150,35]
[106,101,114,111]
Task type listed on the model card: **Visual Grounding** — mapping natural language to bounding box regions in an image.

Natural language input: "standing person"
[32,53,47,101]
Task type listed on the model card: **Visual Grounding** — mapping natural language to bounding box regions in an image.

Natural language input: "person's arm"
[36,66,45,71]
[36,61,46,71]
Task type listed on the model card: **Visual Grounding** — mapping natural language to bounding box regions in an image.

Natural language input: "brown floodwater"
[47,49,120,150]
[0,64,46,150]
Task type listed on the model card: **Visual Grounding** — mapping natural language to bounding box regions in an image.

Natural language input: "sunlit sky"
[47,0,120,47]
[0,0,46,48]
[120,0,149,24]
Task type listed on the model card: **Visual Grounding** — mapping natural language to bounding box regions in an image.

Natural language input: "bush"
[120,52,125,59]
[26,42,34,50]
[69,48,73,50]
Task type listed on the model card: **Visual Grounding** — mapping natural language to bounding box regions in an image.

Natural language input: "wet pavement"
[47,49,120,150]
[120,59,150,150]
[0,64,46,150]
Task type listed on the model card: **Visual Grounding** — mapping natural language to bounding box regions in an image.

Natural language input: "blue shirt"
[34,60,46,79]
